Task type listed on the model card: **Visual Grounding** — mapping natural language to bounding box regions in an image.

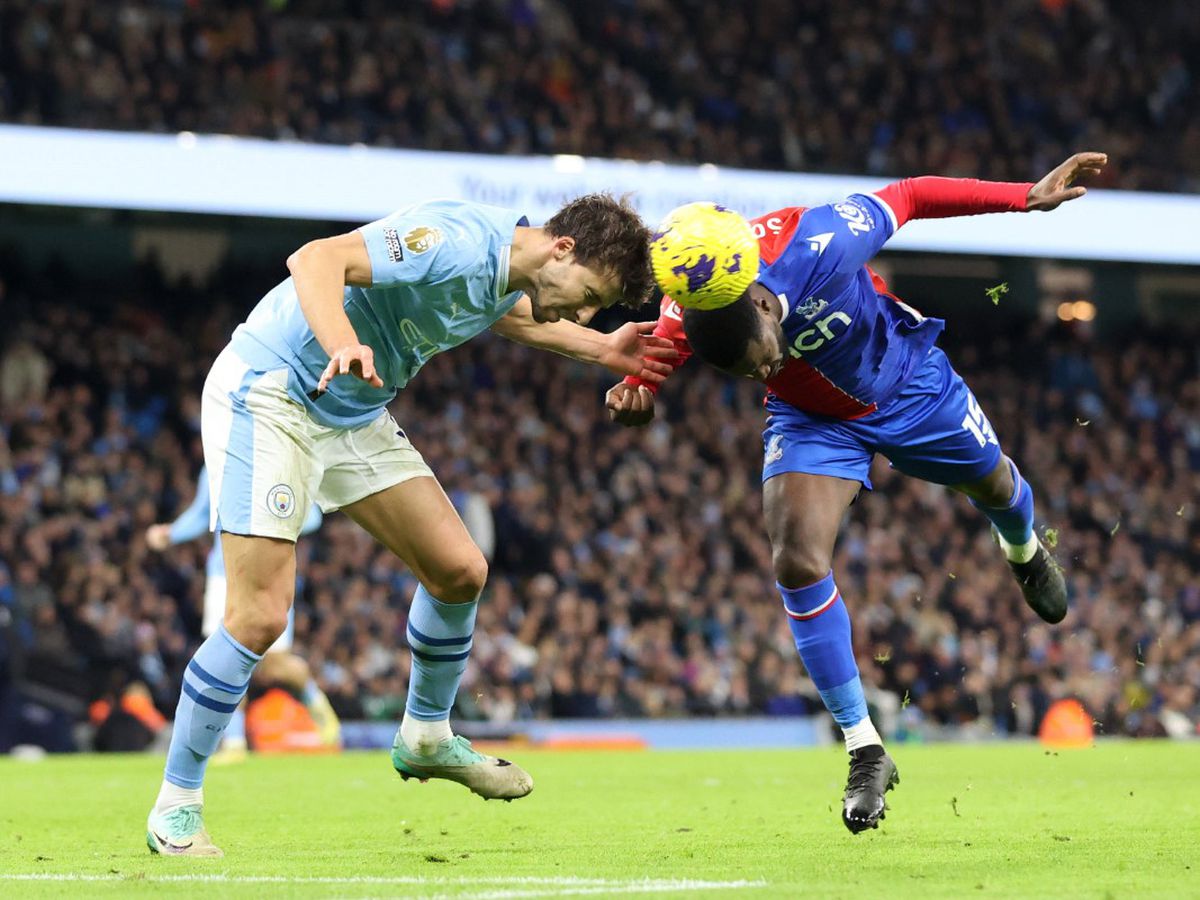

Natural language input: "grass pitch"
[0,742,1196,898]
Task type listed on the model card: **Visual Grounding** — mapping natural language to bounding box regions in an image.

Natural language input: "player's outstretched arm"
[286,231,384,394]
[873,151,1107,227]
[1025,152,1108,211]
[492,295,677,382]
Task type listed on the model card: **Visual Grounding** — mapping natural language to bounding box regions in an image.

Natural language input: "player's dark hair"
[544,193,654,308]
[681,292,760,371]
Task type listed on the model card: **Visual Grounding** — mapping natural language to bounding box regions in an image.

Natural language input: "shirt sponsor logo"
[834,200,874,235]
[789,311,853,356]
[403,226,444,254]
[383,227,404,262]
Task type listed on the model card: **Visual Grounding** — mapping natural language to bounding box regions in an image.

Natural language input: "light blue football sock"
[779,572,868,728]
[404,585,476,721]
[972,459,1036,545]
[164,625,261,789]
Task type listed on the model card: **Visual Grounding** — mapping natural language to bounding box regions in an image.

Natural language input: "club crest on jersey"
[765,433,785,464]
[267,484,296,519]
[403,226,444,254]
[383,228,404,262]
[797,296,828,319]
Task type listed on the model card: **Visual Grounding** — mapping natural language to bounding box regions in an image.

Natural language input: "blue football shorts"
[762,347,1003,489]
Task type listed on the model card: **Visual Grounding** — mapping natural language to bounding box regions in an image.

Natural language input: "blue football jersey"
[757,194,945,417]
[230,200,528,428]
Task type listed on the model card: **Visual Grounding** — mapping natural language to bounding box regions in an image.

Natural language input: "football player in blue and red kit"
[606,152,1107,833]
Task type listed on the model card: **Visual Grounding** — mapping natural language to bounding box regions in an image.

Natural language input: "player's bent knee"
[773,547,831,591]
[428,553,488,603]
[225,597,290,654]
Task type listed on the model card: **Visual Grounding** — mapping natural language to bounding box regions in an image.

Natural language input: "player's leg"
[341,476,531,799]
[950,457,1067,623]
[197,561,249,764]
[148,355,316,857]
[760,411,899,833]
[321,412,530,800]
[148,534,294,857]
[881,348,1066,623]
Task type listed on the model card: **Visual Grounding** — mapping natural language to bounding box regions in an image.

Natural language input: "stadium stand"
[1,260,1197,746]
[0,0,1197,191]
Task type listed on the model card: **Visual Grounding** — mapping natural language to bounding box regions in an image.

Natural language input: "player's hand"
[317,343,385,394]
[1027,152,1108,211]
[145,524,172,551]
[598,321,678,384]
[605,382,656,427]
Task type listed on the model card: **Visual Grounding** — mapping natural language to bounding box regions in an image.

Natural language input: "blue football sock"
[164,625,261,789]
[779,572,868,728]
[972,459,1036,545]
[404,585,476,721]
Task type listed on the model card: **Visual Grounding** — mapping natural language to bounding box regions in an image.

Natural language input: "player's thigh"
[763,472,862,587]
[319,411,485,600]
[760,408,867,586]
[342,475,485,601]
[219,532,297,653]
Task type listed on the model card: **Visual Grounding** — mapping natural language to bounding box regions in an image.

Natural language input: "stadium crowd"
[1,259,1197,747]
[1,0,1198,192]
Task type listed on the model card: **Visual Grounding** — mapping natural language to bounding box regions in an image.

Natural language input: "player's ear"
[552,235,576,259]
[748,284,772,314]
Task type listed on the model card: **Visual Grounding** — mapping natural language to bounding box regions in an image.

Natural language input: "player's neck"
[506,226,543,295]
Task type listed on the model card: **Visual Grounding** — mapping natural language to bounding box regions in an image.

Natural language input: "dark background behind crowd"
[0,0,1198,748]
[1,0,1198,191]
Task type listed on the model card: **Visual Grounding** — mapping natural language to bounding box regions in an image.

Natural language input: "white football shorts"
[201,345,434,542]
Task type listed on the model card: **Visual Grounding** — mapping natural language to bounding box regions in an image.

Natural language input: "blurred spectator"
[0,0,1197,191]
[0,253,1197,742]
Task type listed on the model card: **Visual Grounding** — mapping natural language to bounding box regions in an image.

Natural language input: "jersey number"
[962,393,999,448]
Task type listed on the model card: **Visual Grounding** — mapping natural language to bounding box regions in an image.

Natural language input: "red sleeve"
[623,296,692,394]
[874,176,1033,229]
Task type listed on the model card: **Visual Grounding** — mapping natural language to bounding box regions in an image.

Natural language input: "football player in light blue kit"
[145,466,337,758]
[147,195,670,856]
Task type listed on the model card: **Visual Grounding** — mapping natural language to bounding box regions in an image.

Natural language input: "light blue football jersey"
[229,199,528,428]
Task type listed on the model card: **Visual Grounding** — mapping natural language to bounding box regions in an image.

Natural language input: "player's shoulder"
[372,200,522,275]
[806,193,896,241]
[749,207,807,267]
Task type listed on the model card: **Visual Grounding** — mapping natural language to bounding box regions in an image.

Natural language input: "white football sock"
[154,780,203,815]
[843,717,883,753]
[400,714,453,755]
[999,533,1039,564]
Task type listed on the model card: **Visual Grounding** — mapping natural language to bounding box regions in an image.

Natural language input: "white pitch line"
[406,885,764,900]
[0,874,765,892]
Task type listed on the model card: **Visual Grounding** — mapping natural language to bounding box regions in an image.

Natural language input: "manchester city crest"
[267,483,296,518]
